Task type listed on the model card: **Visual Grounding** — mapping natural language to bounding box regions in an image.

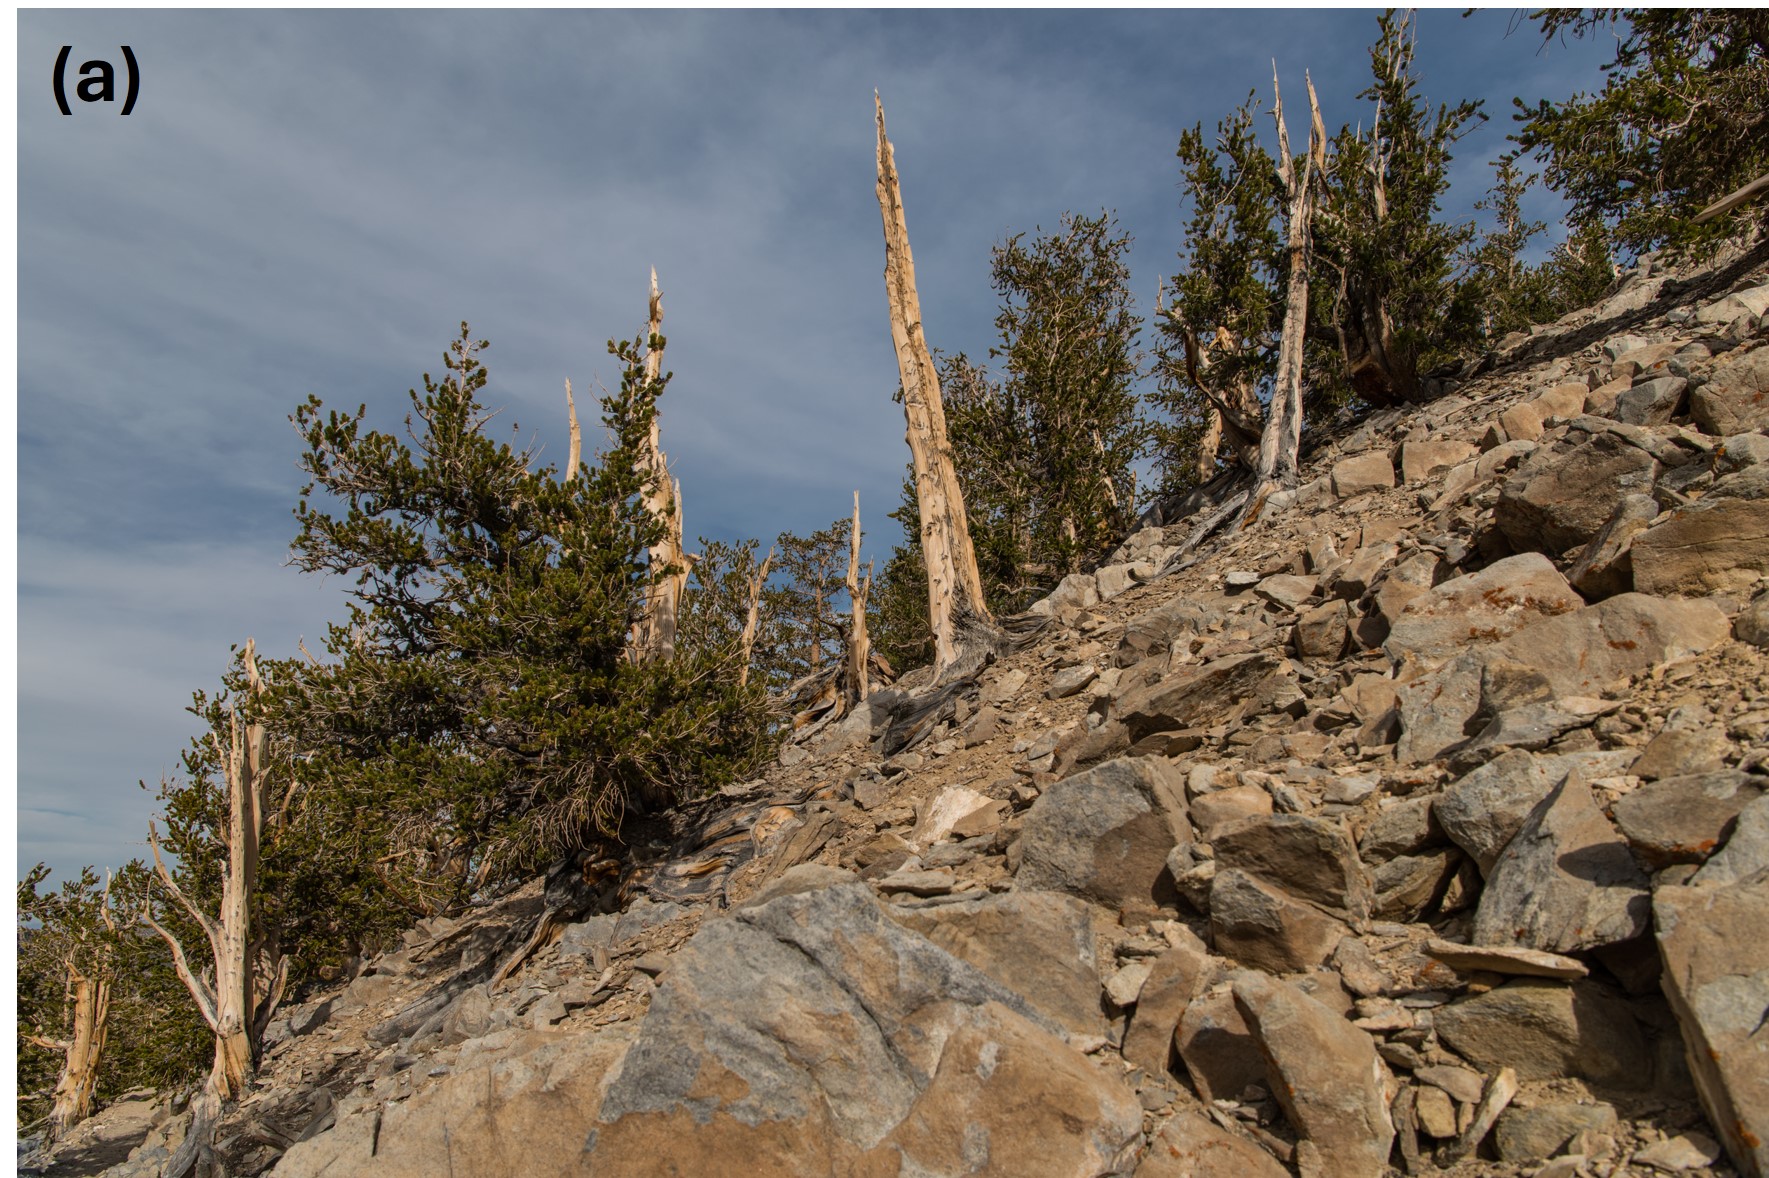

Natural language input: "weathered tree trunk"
[874,93,997,678]
[738,546,773,688]
[1246,69,1327,520]
[632,270,694,663]
[843,491,873,705]
[144,639,288,1120]
[32,883,117,1141]
[564,378,582,482]
[45,969,110,1138]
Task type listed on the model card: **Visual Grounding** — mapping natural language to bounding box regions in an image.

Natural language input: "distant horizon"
[17,9,1620,881]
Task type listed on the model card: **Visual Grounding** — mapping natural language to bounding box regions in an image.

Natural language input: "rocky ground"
[33,241,1769,1178]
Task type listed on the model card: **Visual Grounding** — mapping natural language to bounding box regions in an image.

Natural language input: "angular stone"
[1495,431,1660,556]
[1414,1084,1458,1138]
[583,875,1142,1175]
[1433,978,1651,1087]
[1500,401,1545,442]
[1610,375,1687,425]
[1116,598,1219,666]
[910,786,998,848]
[1635,1133,1725,1172]
[1135,1108,1290,1178]
[1691,795,1769,886]
[1690,344,1769,435]
[1330,541,1399,600]
[1395,652,1484,764]
[1736,594,1769,649]
[1211,814,1373,921]
[1401,439,1479,484]
[1190,784,1273,842]
[1495,1102,1618,1164]
[1122,927,1211,1076]
[980,666,1028,706]
[1028,572,1098,618]
[1534,382,1592,423]
[1046,663,1098,700]
[1384,553,1581,671]
[1232,971,1394,1178]
[1473,774,1650,953]
[1435,749,1563,874]
[1175,982,1267,1104]
[891,890,1106,1042]
[1632,495,1769,595]
[1331,450,1396,499]
[1653,876,1769,1178]
[1415,1064,1486,1104]
[1209,869,1346,974]
[1360,796,1443,863]
[1096,560,1155,601]
[1372,848,1460,921]
[1015,755,1188,912]
[1112,652,1280,742]
[1293,599,1350,659]
[1567,493,1659,600]
[1425,938,1588,980]
[1489,594,1732,701]
[1614,771,1764,868]
[1255,572,1318,611]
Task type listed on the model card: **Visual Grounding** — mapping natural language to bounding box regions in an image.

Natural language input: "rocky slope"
[50,242,1769,1178]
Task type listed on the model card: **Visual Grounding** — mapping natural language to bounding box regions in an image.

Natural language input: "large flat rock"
[1016,755,1188,913]
[1654,874,1769,1178]
[1384,553,1581,671]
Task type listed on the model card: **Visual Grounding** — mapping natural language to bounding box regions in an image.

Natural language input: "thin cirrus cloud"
[17,10,1615,879]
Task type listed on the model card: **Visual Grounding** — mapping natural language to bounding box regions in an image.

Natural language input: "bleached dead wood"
[1693,169,1769,226]
[142,639,289,1173]
[739,546,773,689]
[875,93,998,679]
[564,378,582,482]
[844,491,873,704]
[632,269,694,662]
[1244,67,1326,524]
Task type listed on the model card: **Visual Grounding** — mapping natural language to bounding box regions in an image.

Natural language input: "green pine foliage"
[285,323,769,892]
[1314,9,1487,405]
[1514,9,1769,257]
[1151,96,1284,498]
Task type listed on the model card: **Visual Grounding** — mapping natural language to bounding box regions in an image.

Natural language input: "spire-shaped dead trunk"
[634,269,693,661]
[874,94,996,677]
[843,491,872,704]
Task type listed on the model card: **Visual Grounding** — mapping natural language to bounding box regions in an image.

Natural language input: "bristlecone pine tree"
[285,321,769,893]
[1515,9,1769,255]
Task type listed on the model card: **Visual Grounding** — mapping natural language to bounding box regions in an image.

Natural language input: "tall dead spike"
[874,93,994,678]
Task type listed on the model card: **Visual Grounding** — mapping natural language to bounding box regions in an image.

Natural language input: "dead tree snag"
[874,93,997,678]
[843,491,873,705]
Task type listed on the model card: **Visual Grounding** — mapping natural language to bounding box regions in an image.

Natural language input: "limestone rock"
[1332,450,1396,499]
[1209,869,1346,974]
[1372,848,1460,921]
[1116,598,1218,666]
[1015,755,1187,912]
[1632,494,1769,595]
[1135,1109,1290,1178]
[1395,652,1484,764]
[1384,553,1581,671]
[1495,1102,1619,1164]
[1488,594,1731,701]
[1690,343,1769,435]
[1112,652,1279,742]
[1293,599,1350,659]
[1191,785,1274,842]
[1612,770,1766,868]
[1401,438,1479,484]
[1433,978,1651,1087]
[1566,493,1659,600]
[1175,982,1267,1104]
[1654,875,1769,1178]
[1495,431,1660,555]
[1121,927,1210,1076]
[1609,375,1687,425]
[1211,814,1373,921]
[1232,971,1394,1178]
[1472,774,1650,953]
[1359,796,1443,863]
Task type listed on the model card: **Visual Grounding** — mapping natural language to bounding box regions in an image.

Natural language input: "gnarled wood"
[39,880,116,1139]
[875,93,997,679]
[564,378,582,482]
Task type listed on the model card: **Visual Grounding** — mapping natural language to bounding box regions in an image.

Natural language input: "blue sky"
[17,9,1617,878]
